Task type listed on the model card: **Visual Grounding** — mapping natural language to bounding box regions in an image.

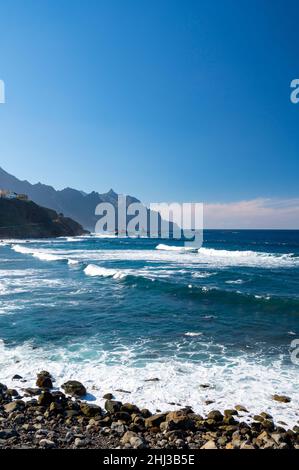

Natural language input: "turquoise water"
[0,231,299,425]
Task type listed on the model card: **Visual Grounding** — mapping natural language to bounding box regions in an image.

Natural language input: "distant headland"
[0,196,88,239]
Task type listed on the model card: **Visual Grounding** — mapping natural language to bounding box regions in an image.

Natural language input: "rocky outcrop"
[0,198,88,239]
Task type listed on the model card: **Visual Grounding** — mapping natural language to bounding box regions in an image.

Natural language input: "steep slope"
[0,198,88,239]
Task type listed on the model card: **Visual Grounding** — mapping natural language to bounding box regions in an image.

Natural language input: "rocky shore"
[0,372,298,449]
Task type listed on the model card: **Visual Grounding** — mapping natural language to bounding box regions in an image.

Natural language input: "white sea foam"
[1,238,62,244]
[226,279,245,284]
[68,259,79,265]
[10,243,299,269]
[12,244,76,264]
[88,233,117,238]
[197,247,297,268]
[192,272,215,278]
[57,247,299,269]
[0,339,298,428]
[83,264,203,282]
[254,295,271,300]
[84,264,127,279]
[65,237,85,242]
[0,269,40,278]
[156,244,196,252]
[33,252,63,261]
[184,332,202,337]
[12,244,61,260]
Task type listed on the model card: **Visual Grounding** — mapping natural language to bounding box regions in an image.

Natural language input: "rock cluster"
[0,375,298,449]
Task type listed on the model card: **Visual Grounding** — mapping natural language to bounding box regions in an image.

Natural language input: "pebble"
[39,439,55,448]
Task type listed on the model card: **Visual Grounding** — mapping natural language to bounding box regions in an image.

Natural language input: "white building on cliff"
[0,189,28,200]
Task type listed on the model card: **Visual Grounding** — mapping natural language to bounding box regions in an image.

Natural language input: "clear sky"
[0,0,298,227]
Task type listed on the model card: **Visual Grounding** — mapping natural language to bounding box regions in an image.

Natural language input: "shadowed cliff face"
[0,198,88,238]
[0,167,140,231]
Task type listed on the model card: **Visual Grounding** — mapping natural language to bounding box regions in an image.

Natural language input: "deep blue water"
[0,230,299,424]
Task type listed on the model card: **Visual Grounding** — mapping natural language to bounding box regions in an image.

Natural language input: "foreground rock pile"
[0,373,298,449]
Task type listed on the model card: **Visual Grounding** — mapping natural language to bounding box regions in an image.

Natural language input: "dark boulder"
[4,400,25,413]
[105,400,122,413]
[103,393,114,400]
[145,413,167,428]
[235,405,248,412]
[165,410,194,430]
[80,403,102,418]
[0,383,7,394]
[36,371,53,389]
[140,409,152,418]
[207,410,223,422]
[272,394,291,403]
[0,429,19,439]
[113,411,132,423]
[121,403,140,414]
[6,389,19,397]
[62,380,86,397]
[38,391,54,406]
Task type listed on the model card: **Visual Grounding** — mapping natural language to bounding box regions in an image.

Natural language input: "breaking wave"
[12,244,75,264]
[12,245,62,261]
[84,264,127,279]
[156,244,197,252]
[153,245,298,268]
[197,247,297,267]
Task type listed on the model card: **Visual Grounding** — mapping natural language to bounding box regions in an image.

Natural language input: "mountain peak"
[107,188,116,195]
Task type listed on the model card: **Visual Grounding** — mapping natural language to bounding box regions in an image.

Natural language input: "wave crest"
[156,244,196,252]
[84,264,127,279]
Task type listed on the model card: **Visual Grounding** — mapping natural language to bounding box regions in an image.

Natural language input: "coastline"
[0,372,298,449]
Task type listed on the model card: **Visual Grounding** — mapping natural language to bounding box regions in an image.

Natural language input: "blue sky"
[0,0,298,226]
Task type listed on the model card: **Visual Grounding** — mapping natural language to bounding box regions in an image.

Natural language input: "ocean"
[0,230,299,427]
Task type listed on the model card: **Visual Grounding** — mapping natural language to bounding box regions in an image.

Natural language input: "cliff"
[0,198,88,238]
